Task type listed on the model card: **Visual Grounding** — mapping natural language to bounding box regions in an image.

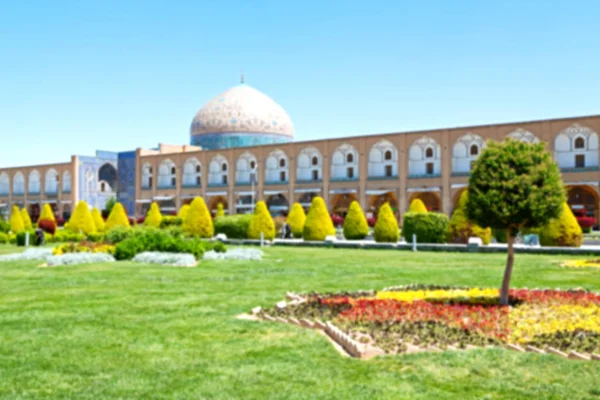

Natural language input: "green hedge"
[0,220,10,234]
[114,229,225,260]
[214,214,253,239]
[159,216,182,229]
[402,212,449,244]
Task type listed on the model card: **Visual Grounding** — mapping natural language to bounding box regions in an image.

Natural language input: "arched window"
[13,172,25,195]
[331,144,359,180]
[158,159,176,188]
[236,152,257,185]
[470,145,479,156]
[298,148,322,182]
[142,163,153,189]
[409,137,440,177]
[368,140,398,178]
[554,124,599,169]
[182,158,201,187]
[45,169,59,194]
[575,137,585,149]
[209,155,228,185]
[98,163,117,190]
[0,173,9,196]
[28,170,41,194]
[63,171,72,193]
[425,148,434,159]
[265,149,288,183]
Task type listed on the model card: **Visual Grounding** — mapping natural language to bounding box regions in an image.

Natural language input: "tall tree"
[466,139,564,305]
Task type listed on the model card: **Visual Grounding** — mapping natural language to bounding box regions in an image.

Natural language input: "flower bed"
[264,285,600,356]
[52,242,115,256]
[132,252,197,267]
[561,259,600,268]
[203,248,263,261]
[46,253,116,267]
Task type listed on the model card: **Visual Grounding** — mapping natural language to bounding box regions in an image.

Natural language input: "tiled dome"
[190,84,294,139]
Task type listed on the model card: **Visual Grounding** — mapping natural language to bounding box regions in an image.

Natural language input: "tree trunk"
[500,231,514,306]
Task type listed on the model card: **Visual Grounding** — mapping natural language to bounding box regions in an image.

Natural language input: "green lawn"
[0,245,599,399]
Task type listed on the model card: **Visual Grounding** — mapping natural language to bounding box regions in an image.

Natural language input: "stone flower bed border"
[247,290,600,362]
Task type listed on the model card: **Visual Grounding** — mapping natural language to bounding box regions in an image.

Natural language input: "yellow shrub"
[447,191,491,244]
[91,208,106,232]
[303,196,335,241]
[287,203,306,238]
[105,202,130,231]
[343,201,369,240]
[216,203,225,217]
[248,201,275,240]
[144,202,163,228]
[374,203,399,242]
[68,201,97,235]
[183,197,214,238]
[539,202,583,247]
[39,204,56,222]
[9,205,25,233]
[408,198,428,213]
[20,208,32,230]
[178,204,190,220]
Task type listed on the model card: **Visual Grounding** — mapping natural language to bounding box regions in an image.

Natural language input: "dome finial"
[240,71,244,84]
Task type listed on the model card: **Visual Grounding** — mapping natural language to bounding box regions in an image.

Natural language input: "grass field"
[0,244,599,399]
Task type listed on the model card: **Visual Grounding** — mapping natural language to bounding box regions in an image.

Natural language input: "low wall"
[218,238,600,255]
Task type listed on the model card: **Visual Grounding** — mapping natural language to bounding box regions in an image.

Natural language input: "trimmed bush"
[67,201,97,235]
[159,216,182,229]
[539,202,583,247]
[408,199,428,213]
[105,226,134,244]
[183,197,214,238]
[287,203,306,238]
[0,232,8,244]
[114,228,225,260]
[177,205,190,220]
[402,212,449,244]
[51,230,85,243]
[38,219,57,235]
[20,209,32,230]
[39,204,56,222]
[248,201,275,240]
[0,219,10,233]
[16,230,36,246]
[343,201,369,240]
[447,192,491,245]
[216,203,225,217]
[87,232,106,243]
[105,202,130,231]
[214,214,252,239]
[145,202,163,228]
[91,208,106,232]
[303,197,335,241]
[9,206,25,233]
[374,203,399,243]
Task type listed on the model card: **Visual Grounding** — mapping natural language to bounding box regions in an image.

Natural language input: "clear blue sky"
[1,0,598,167]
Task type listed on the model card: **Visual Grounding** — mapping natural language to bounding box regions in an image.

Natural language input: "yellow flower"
[377,288,499,303]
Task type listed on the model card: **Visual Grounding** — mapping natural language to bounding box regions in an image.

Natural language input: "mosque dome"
[189,83,294,150]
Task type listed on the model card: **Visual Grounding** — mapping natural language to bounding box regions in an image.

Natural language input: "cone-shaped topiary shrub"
[248,201,275,240]
[287,203,306,238]
[20,208,32,230]
[68,201,97,235]
[183,197,214,238]
[447,191,491,244]
[144,202,163,228]
[408,198,428,213]
[178,204,190,220]
[539,202,583,247]
[216,203,225,217]
[402,212,449,243]
[39,204,56,222]
[343,201,369,240]
[303,196,335,241]
[10,205,25,233]
[105,202,130,231]
[374,203,399,242]
[91,207,106,232]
